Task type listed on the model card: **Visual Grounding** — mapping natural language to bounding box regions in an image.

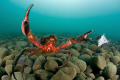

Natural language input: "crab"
[12,4,93,80]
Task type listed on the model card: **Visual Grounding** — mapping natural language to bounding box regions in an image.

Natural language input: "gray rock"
[109,56,120,65]
[89,56,106,70]
[102,64,117,79]
[0,59,5,67]
[74,59,87,72]
[35,69,54,80]
[1,75,11,80]
[0,49,9,59]
[44,57,58,72]
[12,72,35,80]
[33,55,46,73]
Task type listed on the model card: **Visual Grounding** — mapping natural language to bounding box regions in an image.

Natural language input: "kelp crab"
[12,4,93,80]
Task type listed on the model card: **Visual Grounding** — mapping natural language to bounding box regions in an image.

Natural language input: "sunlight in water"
[11,0,120,18]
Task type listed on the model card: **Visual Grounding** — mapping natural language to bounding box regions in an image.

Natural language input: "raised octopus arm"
[21,4,43,48]
[55,30,93,49]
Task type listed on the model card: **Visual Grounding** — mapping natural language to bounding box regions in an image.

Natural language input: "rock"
[108,52,113,57]
[12,72,35,80]
[79,54,90,64]
[87,73,95,80]
[6,60,13,66]
[74,59,87,72]
[102,64,117,79]
[0,59,5,67]
[35,69,54,80]
[89,56,106,70]
[75,72,87,80]
[44,57,58,72]
[16,41,28,47]
[0,67,6,75]
[4,55,14,61]
[114,50,120,57]
[95,76,104,80]
[111,75,119,80]
[85,65,92,74]
[0,49,9,59]
[18,55,33,67]
[110,46,116,52]
[81,48,94,57]
[11,50,19,56]
[8,45,14,50]
[72,43,81,51]
[88,44,98,52]
[51,67,76,80]
[5,65,12,76]
[109,56,120,65]
[64,61,80,73]
[24,66,32,74]
[29,55,37,62]
[1,75,11,80]
[14,45,23,51]
[33,55,46,73]
[70,48,80,57]
[0,47,7,53]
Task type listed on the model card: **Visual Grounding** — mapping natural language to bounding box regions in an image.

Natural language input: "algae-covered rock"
[33,55,46,73]
[64,61,80,73]
[81,48,94,57]
[79,54,90,64]
[70,48,80,57]
[0,49,9,59]
[5,65,12,76]
[74,59,87,72]
[6,60,13,66]
[75,72,87,80]
[102,64,117,79]
[85,65,93,74]
[35,69,54,80]
[95,76,104,80]
[89,56,106,70]
[88,44,98,52]
[4,55,14,61]
[1,75,11,80]
[51,67,76,80]
[109,56,120,65]
[0,59,5,67]
[44,57,58,72]
[12,72,35,80]
[72,43,81,51]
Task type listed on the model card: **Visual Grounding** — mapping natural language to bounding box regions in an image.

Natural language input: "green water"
[0,0,120,40]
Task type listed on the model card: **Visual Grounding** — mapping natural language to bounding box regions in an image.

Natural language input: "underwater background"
[0,0,120,39]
